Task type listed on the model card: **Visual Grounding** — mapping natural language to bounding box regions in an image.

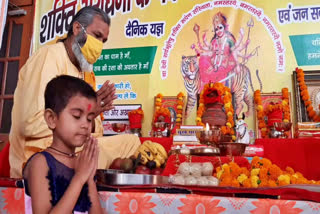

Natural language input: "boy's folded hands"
[74,136,99,185]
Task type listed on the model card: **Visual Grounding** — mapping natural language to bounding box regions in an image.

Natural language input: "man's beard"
[71,33,93,72]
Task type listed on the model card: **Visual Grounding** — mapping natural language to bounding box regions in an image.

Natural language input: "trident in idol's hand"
[243,17,254,64]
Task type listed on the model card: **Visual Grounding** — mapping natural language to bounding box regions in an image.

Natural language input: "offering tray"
[169,146,220,156]
[96,169,169,186]
[217,142,247,156]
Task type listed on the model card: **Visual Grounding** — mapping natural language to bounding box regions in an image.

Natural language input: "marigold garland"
[214,156,320,187]
[128,107,144,117]
[176,92,185,128]
[253,88,291,138]
[196,82,236,140]
[296,68,320,122]
[154,92,185,128]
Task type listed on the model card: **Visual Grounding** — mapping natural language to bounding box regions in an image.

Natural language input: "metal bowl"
[217,142,247,156]
[273,122,292,132]
[111,123,127,133]
[96,169,169,185]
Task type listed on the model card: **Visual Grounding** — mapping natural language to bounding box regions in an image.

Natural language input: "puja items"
[111,123,127,134]
[152,107,172,137]
[196,82,236,141]
[199,123,221,146]
[273,122,292,138]
[295,122,320,138]
[254,88,291,138]
[134,141,168,171]
[217,142,247,156]
[169,162,219,186]
[128,107,144,137]
[96,169,169,185]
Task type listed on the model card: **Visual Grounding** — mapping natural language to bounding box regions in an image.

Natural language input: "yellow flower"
[278,174,290,185]
[237,174,248,184]
[177,105,183,110]
[176,118,181,122]
[196,117,201,122]
[251,175,260,188]
[251,168,260,176]
[256,105,263,111]
[232,135,236,141]
[226,122,232,128]
[217,170,223,179]
[224,103,231,108]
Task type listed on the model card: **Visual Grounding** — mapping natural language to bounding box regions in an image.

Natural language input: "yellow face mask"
[79,25,103,64]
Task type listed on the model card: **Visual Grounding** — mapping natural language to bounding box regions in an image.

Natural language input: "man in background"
[9,6,140,178]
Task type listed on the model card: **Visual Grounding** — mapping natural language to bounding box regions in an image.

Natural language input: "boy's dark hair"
[45,75,97,115]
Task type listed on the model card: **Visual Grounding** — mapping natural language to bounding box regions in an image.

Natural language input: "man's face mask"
[79,24,103,64]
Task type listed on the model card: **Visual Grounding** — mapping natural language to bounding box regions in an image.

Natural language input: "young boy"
[23,75,103,213]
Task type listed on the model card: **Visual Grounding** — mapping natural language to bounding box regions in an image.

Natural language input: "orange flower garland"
[128,107,144,118]
[296,68,320,122]
[154,92,185,128]
[253,90,267,138]
[155,93,163,110]
[176,92,185,128]
[196,82,236,140]
[254,88,291,138]
[214,156,320,187]
[153,107,171,123]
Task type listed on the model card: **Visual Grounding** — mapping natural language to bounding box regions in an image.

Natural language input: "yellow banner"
[33,0,320,136]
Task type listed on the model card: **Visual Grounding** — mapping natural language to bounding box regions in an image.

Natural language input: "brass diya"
[199,127,221,146]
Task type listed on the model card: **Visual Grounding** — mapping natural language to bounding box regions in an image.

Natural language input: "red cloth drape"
[255,138,320,180]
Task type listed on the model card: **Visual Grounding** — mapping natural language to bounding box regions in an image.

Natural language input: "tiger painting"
[180,55,201,117]
[229,65,262,117]
[180,55,262,118]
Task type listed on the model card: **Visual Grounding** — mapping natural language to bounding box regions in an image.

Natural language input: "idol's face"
[214,23,225,38]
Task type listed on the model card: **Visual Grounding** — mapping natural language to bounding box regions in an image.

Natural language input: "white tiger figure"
[180,55,200,117]
[229,65,262,117]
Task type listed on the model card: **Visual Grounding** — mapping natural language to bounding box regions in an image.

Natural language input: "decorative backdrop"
[33,0,320,136]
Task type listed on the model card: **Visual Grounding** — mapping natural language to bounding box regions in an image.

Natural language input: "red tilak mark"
[88,104,92,111]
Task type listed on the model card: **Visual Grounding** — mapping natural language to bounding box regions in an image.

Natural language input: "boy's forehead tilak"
[87,104,92,111]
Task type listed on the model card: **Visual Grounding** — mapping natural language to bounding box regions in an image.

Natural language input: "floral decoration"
[214,156,320,188]
[196,82,235,140]
[175,92,185,129]
[296,67,320,122]
[253,88,291,138]
[154,92,185,128]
